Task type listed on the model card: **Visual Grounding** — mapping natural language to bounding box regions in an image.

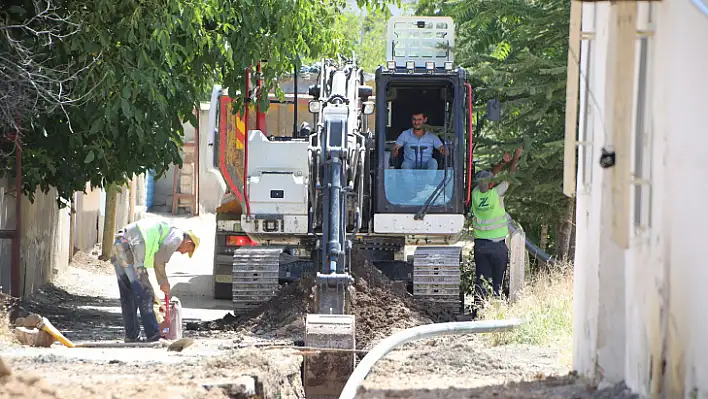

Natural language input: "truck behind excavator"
[207,15,490,397]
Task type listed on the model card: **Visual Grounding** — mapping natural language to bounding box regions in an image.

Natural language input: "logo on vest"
[478,197,489,208]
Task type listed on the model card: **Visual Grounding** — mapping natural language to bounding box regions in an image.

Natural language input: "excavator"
[207,16,488,397]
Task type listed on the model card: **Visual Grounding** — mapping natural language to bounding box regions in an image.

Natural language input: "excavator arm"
[303,58,372,398]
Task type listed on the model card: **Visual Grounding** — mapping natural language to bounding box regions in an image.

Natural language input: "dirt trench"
[186,252,455,349]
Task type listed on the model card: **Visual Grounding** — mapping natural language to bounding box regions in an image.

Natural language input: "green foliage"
[357,7,392,73]
[304,5,391,74]
[1,0,392,205]
[416,0,573,258]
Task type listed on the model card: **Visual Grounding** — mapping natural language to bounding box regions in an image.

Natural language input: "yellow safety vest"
[136,219,170,269]
[471,188,509,240]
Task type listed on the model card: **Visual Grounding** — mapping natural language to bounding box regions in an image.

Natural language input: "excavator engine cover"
[303,314,356,398]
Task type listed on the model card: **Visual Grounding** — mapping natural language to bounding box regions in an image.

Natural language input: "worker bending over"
[110,218,199,342]
[392,111,445,170]
[470,147,521,317]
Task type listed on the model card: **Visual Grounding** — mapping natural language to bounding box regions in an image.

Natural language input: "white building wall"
[573,1,630,384]
[572,1,708,397]
[572,1,599,381]
[658,1,708,396]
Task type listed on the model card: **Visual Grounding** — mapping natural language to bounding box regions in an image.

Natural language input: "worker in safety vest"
[110,218,200,342]
[470,147,521,316]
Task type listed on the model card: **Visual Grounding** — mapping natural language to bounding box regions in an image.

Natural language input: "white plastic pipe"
[338,319,523,399]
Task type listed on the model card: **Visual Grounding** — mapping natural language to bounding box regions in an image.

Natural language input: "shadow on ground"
[170,275,214,298]
[18,284,127,341]
[356,374,639,399]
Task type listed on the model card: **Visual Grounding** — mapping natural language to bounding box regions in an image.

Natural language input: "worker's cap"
[474,170,494,181]
[185,230,200,258]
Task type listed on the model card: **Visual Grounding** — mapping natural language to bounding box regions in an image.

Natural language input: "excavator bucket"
[303,314,356,398]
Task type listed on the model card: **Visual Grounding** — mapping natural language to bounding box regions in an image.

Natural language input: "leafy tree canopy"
[310,5,393,74]
[1,0,394,204]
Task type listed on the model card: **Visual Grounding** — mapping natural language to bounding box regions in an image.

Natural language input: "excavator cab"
[371,16,470,242]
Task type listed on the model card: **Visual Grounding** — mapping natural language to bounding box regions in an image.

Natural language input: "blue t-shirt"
[395,129,443,164]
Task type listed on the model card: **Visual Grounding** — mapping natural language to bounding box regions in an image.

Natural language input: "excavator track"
[412,246,463,314]
[231,247,283,314]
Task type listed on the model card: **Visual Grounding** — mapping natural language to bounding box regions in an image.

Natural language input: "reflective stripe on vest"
[136,219,170,269]
[471,188,509,240]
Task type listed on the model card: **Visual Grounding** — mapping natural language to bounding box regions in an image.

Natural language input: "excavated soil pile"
[186,277,316,340]
[188,251,456,348]
[349,251,456,348]
[0,357,57,399]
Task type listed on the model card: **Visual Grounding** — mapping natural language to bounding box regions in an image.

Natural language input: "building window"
[576,6,596,194]
[631,5,653,232]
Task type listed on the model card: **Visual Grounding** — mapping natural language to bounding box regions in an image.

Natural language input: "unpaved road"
[1,248,637,399]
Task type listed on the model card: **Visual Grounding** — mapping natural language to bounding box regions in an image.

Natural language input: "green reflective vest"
[136,219,170,269]
[471,188,509,240]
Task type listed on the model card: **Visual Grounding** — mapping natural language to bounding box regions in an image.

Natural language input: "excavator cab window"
[381,80,456,207]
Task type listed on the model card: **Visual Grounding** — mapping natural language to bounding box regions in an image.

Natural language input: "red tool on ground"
[160,294,183,340]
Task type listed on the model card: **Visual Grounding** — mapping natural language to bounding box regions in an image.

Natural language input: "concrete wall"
[0,177,70,296]
[0,175,145,297]
[74,184,101,252]
[571,2,708,397]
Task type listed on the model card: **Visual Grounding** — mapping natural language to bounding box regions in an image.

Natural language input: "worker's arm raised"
[494,147,523,195]
[490,154,508,176]
[509,147,522,172]
[491,147,522,177]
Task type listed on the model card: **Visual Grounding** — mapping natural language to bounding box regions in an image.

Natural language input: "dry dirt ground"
[1,244,637,399]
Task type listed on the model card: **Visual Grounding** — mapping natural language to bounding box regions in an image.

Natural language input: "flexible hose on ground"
[338,319,523,399]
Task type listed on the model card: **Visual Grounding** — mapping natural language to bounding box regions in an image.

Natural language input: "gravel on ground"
[0,239,638,399]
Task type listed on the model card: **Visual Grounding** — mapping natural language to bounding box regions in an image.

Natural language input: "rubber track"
[231,247,283,314]
[412,246,462,314]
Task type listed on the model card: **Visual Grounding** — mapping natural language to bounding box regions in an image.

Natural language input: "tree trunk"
[555,197,576,263]
[569,216,577,262]
[69,194,75,264]
[100,184,119,260]
[129,175,136,223]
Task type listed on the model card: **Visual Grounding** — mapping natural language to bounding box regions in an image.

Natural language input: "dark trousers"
[110,237,160,342]
[473,238,509,310]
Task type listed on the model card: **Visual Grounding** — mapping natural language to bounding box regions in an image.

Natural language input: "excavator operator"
[391,111,445,170]
[470,147,521,318]
[110,218,200,342]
